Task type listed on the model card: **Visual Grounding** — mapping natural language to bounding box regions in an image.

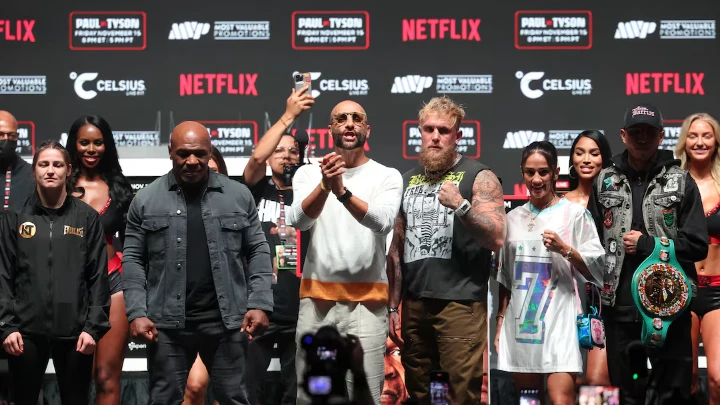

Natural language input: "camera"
[283,163,303,187]
[301,326,352,404]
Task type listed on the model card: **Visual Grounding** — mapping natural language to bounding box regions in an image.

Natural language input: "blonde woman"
[676,113,720,404]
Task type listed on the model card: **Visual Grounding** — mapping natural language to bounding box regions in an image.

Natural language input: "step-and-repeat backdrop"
[1,0,716,377]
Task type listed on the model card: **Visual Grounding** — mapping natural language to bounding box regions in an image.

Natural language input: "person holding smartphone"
[241,83,314,405]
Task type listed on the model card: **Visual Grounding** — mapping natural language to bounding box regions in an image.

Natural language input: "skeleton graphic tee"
[400,156,493,301]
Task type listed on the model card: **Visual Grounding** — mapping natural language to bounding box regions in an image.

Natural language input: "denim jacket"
[589,150,708,307]
[122,170,273,329]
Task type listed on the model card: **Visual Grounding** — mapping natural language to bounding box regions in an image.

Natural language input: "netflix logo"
[402,18,481,42]
[0,20,35,42]
[179,73,258,96]
[626,72,705,95]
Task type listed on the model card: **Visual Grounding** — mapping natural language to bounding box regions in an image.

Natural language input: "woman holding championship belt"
[495,141,605,404]
[677,113,720,403]
[67,116,135,405]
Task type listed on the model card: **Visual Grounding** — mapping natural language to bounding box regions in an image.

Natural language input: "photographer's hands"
[285,86,314,121]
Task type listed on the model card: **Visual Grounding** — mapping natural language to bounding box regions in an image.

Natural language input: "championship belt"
[631,237,692,348]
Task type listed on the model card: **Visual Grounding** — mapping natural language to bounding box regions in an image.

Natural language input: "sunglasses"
[332,112,367,124]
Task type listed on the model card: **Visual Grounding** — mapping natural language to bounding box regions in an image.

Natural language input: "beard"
[332,127,367,150]
[419,144,457,179]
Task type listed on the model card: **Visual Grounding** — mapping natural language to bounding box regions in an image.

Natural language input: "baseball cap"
[623,103,664,130]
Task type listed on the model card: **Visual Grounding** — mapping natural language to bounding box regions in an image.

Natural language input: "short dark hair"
[521,141,558,192]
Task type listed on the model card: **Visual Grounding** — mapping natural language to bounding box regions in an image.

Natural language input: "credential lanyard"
[3,166,10,211]
[275,185,288,243]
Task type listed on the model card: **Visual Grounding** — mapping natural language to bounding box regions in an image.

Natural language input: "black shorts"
[692,286,720,318]
[109,270,123,296]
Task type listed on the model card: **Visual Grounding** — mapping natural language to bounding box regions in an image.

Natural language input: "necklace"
[527,196,557,232]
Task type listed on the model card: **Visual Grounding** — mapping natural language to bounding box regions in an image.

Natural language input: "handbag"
[576,281,606,350]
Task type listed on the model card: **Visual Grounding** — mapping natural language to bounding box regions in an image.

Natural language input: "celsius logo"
[391,75,433,94]
[625,72,704,95]
[516,71,592,99]
[0,20,36,42]
[70,72,146,100]
[615,21,657,39]
[169,22,210,40]
[291,72,368,97]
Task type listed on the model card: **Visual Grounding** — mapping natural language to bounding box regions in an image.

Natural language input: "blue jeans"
[147,321,249,405]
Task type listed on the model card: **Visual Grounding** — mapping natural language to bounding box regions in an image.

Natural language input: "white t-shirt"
[497,199,604,373]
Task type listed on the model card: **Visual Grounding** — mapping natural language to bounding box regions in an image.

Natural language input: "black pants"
[604,305,693,405]
[147,322,250,405]
[7,335,93,405]
[246,322,297,405]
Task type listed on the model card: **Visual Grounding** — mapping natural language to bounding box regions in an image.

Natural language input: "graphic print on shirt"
[513,240,557,344]
[403,171,465,263]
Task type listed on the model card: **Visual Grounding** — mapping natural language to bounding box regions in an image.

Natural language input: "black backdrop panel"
[1,0,718,193]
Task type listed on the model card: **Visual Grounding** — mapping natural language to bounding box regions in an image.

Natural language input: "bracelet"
[496,315,505,320]
[279,116,292,129]
[319,181,330,192]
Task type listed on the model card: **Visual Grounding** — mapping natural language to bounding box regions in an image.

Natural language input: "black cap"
[623,103,663,130]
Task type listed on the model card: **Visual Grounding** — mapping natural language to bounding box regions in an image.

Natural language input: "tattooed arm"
[456,170,507,252]
[387,212,405,347]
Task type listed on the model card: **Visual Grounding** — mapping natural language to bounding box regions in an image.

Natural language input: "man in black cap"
[587,103,708,404]
[0,110,33,218]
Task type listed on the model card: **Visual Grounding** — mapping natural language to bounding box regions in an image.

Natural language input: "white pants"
[295,298,387,405]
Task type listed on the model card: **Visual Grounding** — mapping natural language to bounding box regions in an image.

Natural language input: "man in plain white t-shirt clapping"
[287,100,403,405]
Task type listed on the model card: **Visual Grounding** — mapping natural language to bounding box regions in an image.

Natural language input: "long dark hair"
[32,140,74,195]
[568,130,613,191]
[521,141,558,193]
[66,115,134,214]
[210,146,228,176]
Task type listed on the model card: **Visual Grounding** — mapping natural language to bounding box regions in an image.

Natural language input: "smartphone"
[519,388,541,405]
[429,371,449,405]
[294,72,312,92]
[578,385,620,405]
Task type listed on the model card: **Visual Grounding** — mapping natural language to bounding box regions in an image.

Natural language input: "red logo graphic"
[0,20,35,42]
[16,121,36,156]
[626,73,705,95]
[69,11,147,51]
[292,11,370,51]
[179,74,258,96]
[402,18,481,42]
[290,128,371,155]
[515,10,592,50]
[401,120,481,160]
[196,120,258,157]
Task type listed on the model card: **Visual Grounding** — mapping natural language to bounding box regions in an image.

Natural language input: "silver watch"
[565,248,573,260]
[455,199,471,217]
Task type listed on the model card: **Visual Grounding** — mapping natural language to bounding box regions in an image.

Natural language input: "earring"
[569,168,578,179]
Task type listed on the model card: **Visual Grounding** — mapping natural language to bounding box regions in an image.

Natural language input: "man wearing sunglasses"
[0,110,33,219]
[288,100,403,405]
[240,86,314,405]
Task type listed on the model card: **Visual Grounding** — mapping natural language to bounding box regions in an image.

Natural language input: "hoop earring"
[569,168,578,180]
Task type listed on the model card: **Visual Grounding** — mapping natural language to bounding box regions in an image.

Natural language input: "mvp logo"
[391,75,433,94]
[615,21,657,39]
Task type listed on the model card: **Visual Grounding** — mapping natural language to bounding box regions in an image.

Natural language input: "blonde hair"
[418,96,465,130]
[676,112,720,195]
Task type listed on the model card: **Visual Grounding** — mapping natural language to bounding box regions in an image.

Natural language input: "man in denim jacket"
[587,104,707,405]
[122,121,273,404]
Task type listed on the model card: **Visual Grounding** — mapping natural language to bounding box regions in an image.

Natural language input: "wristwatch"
[565,248,573,261]
[455,199,471,217]
[337,187,353,203]
[631,237,692,348]
[388,307,399,314]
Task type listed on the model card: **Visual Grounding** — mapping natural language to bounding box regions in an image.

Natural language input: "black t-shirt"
[246,176,303,324]
[184,189,221,322]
